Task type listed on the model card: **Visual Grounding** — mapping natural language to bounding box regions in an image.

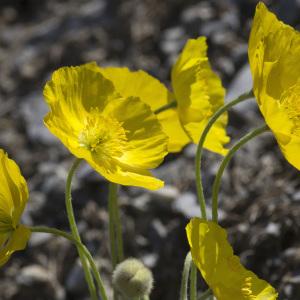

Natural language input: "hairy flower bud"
[112,258,153,299]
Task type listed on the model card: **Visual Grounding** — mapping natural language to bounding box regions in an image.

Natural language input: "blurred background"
[0,0,300,299]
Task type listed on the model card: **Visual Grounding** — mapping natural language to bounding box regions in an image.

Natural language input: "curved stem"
[211,124,269,222]
[179,252,192,300]
[65,158,97,300]
[30,226,108,300]
[190,263,197,300]
[195,90,254,219]
[154,100,177,114]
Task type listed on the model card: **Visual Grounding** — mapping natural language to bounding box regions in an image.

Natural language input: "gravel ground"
[0,0,300,299]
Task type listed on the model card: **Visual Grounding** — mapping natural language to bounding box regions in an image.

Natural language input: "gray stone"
[21,92,59,145]
[265,222,280,237]
[65,262,87,294]
[172,192,200,218]
[149,185,179,202]
[226,64,253,101]
[226,64,258,125]
[161,27,186,56]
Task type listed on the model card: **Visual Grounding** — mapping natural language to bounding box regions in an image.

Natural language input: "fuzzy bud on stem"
[112,258,154,299]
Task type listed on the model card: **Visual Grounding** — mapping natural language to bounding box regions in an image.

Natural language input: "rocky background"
[0,0,300,299]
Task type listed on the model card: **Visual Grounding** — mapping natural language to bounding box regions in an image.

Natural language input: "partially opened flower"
[0,149,31,266]
[172,37,229,155]
[249,2,300,170]
[43,64,168,190]
[186,218,278,300]
[97,37,229,155]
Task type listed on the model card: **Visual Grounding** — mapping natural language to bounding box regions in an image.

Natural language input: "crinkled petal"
[103,96,168,170]
[0,225,31,267]
[172,37,229,155]
[44,64,168,189]
[99,67,190,152]
[88,158,164,190]
[157,109,190,152]
[0,150,28,228]
[98,67,168,110]
[44,63,119,136]
[44,62,117,113]
[273,131,300,169]
[186,218,278,300]
[249,2,300,169]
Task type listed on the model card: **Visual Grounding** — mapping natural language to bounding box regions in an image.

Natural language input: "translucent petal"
[186,218,278,300]
[99,67,190,152]
[249,2,300,170]
[44,64,168,189]
[0,225,31,267]
[88,158,164,190]
[0,150,28,228]
[172,37,229,155]
[103,96,168,169]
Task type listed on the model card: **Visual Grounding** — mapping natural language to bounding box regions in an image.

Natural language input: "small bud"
[112,258,154,299]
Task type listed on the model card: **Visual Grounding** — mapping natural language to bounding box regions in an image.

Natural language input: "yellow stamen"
[78,112,128,172]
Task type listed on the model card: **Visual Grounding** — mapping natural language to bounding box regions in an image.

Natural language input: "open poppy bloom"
[249,2,300,170]
[97,37,229,155]
[186,218,278,300]
[44,64,168,190]
[99,66,190,153]
[0,149,30,266]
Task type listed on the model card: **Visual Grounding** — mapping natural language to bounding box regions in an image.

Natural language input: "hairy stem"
[65,158,97,300]
[190,263,197,300]
[109,182,124,264]
[179,252,192,300]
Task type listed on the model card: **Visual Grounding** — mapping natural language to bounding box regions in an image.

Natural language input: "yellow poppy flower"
[0,149,31,266]
[92,37,229,155]
[249,2,300,170]
[99,66,190,153]
[43,64,168,190]
[172,37,229,155]
[186,218,278,300]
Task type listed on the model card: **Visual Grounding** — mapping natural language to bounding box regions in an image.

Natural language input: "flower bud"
[112,258,153,299]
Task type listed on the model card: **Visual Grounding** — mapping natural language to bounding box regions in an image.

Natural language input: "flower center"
[78,112,127,163]
[280,83,300,136]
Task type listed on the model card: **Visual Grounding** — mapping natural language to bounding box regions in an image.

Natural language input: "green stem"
[195,90,254,219]
[30,226,108,300]
[211,124,269,222]
[179,252,192,300]
[108,182,124,300]
[190,263,197,300]
[65,158,97,300]
[108,182,124,268]
[154,100,177,114]
[198,289,212,300]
